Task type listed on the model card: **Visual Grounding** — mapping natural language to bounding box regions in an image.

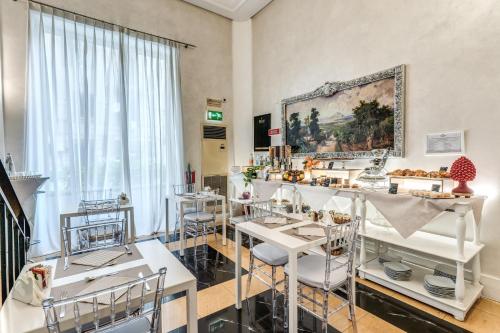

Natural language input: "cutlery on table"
[138,272,150,291]
[59,291,68,318]
[84,271,119,283]
[84,260,118,271]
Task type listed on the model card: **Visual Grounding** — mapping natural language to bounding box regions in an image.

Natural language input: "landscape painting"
[282,65,405,158]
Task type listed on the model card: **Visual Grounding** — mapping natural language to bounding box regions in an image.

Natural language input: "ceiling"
[182,0,272,21]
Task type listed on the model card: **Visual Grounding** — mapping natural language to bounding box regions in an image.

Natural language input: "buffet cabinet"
[238,179,485,321]
[356,196,483,321]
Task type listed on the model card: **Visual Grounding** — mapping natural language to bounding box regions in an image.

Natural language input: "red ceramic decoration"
[450,156,476,195]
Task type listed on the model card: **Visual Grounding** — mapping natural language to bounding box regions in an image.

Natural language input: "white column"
[232,20,253,166]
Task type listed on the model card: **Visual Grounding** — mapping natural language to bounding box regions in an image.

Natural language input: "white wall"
[232,20,253,166]
[0,0,233,183]
[251,0,500,300]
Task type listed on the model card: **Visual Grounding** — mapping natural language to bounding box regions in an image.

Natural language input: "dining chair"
[283,217,360,332]
[183,193,219,262]
[42,267,167,333]
[62,198,126,270]
[245,200,289,320]
[171,184,199,243]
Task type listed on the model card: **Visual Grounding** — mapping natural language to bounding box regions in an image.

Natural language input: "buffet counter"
[231,178,486,321]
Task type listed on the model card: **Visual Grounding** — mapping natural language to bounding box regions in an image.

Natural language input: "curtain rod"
[13,0,197,49]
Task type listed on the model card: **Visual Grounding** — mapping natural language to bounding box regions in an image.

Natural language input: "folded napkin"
[263,217,287,225]
[12,271,45,306]
[296,227,325,237]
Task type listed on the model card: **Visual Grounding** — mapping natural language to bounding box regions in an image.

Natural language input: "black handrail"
[0,160,31,305]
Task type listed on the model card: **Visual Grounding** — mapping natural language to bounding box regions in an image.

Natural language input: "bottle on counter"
[249,153,254,166]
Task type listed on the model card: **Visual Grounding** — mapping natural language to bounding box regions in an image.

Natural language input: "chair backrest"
[62,218,126,270]
[246,199,273,220]
[42,267,167,333]
[192,193,218,218]
[81,198,121,224]
[323,216,360,290]
[172,184,197,196]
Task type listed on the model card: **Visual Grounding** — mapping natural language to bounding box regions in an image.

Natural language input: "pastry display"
[409,190,453,199]
[328,210,352,224]
[282,170,305,182]
[389,169,451,178]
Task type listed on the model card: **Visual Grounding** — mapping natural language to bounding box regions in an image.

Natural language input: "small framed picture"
[388,183,399,194]
[425,131,465,155]
[431,184,441,192]
[439,166,448,172]
[328,162,334,169]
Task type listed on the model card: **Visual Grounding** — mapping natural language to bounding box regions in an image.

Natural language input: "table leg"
[66,217,72,254]
[60,216,65,258]
[129,208,136,243]
[472,254,481,286]
[124,211,130,244]
[288,251,298,333]
[165,198,170,245]
[456,211,466,259]
[186,283,198,333]
[222,198,227,246]
[456,261,465,304]
[235,229,242,309]
[180,202,185,256]
[360,237,366,272]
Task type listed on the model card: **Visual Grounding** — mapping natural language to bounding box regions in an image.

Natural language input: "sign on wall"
[206,98,224,122]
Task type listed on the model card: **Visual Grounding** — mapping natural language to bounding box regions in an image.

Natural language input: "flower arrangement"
[302,156,320,171]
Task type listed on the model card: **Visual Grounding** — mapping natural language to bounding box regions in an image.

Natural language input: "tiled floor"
[156,232,500,332]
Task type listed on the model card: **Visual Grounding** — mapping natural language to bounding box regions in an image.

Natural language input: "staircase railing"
[0,160,30,305]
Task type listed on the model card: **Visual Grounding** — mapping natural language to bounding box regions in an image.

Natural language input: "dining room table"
[0,239,198,333]
[234,216,355,333]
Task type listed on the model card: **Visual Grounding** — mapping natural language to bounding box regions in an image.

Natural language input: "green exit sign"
[207,110,223,121]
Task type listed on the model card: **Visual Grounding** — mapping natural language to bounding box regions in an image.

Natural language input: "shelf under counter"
[360,222,484,264]
[358,260,483,321]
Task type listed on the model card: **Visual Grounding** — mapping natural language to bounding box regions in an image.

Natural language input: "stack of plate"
[383,262,412,281]
[378,253,403,265]
[433,264,457,283]
[424,275,455,298]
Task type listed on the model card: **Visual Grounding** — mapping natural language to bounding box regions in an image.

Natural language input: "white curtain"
[25,3,184,256]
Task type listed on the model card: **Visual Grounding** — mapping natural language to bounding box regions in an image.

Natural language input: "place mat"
[281,223,327,241]
[54,244,142,279]
[50,265,154,318]
[72,250,125,267]
[251,216,301,229]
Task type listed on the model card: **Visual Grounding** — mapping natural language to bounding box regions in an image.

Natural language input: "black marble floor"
[171,244,248,291]
[168,289,340,333]
[353,284,470,333]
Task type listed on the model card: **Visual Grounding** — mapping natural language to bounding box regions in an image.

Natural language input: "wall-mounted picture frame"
[425,131,465,156]
[281,65,405,159]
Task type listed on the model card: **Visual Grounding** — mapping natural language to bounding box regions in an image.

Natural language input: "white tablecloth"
[362,191,485,238]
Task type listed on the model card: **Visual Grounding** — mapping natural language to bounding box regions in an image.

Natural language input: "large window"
[26,3,184,256]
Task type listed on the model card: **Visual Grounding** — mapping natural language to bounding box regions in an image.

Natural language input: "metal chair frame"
[183,194,218,259]
[171,184,198,242]
[284,217,360,332]
[245,200,287,319]
[62,198,126,270]
[42,267,167,333]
